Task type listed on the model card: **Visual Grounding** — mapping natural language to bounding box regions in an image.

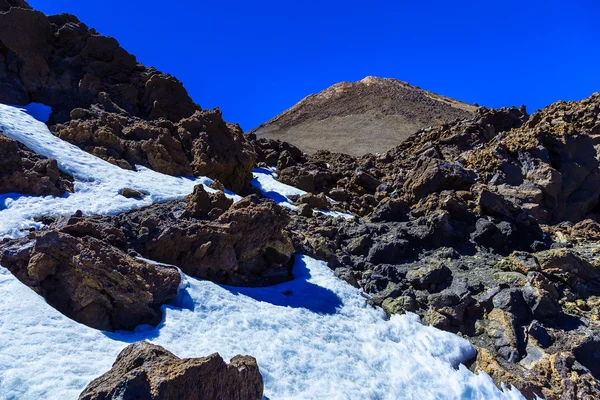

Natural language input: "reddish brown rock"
[0,132,73,196]
[79,342,263,400]
[52,107,255,192]
[54,194,295,287]
[0,3,198,122]
[0,2,256,192]
[0,231,180,331]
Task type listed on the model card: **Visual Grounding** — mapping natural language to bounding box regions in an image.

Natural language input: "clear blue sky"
[30,0,600,131]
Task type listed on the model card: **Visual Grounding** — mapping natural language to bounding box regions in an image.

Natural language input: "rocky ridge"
[0,1,255,191]
[0,185,294,331]
[264,94,600,399]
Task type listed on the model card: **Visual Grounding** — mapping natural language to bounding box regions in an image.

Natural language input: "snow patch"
[0,103,525,399]
[0,256,524,400]
[251,168,353,220]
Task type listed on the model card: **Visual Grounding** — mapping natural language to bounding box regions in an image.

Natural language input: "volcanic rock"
[55,193,295,287]
[0,230,181,331]
[0,2,197,122]
[52,107,255,192]
[0,3,256,192]
[79,342,263,400]
[0,132,73,196]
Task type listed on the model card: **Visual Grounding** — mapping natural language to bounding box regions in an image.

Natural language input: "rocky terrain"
[254,95,600,399]
[0,0,254,191]
[0,1,268,397]
[250,76,477,156]
[1,1,599,399]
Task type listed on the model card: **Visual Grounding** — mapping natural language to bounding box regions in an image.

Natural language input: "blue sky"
[30,0,600,131]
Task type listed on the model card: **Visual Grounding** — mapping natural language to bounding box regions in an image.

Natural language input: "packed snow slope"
[0,255,524,400]
[0,104,524,399]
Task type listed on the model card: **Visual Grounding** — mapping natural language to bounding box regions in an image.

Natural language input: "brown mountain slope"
[250,76,477,156]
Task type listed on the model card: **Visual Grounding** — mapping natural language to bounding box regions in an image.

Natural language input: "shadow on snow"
[223,255,343,315]
[103,255,343,343]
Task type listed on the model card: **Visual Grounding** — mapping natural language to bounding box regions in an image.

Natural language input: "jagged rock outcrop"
[52,107,255,191]
[250,76,477,156]
[0,1,197,122]
[0,230,181,331]
[79,342,264,400]
[0,132,73,196]
[0,187,294,330]
[462,94,600,223]
[53,188,294,286]
[0,1,256,192]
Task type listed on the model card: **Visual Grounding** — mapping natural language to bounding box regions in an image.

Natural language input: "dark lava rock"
[120,188,144,199]
[297,192,329,210]
[404,157,477,201]
[492,288,531,324]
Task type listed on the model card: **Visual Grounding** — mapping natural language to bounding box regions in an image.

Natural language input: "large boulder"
[0,231,181,331]
[403,157,477,201]
[79,342,263,400]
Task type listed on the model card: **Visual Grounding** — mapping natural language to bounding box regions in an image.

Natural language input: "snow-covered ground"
[0,256,523,400]
[0,104,524,399]
[0,104,238,239]
[252,168,354,220]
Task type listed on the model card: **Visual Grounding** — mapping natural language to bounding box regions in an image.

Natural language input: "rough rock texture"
[277,94,600,400]
[52,107,255,191]
[0,187,293,330]
[0,132,73,196]
[0,2,197,122]
[461,94,600,224]
[0,230,181,331]
[79,342,264,400]
[0,1,255,192]
[52,188,295,287]
[250,76,476,156]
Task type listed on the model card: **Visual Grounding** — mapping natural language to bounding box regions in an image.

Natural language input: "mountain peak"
[250,77,477,156]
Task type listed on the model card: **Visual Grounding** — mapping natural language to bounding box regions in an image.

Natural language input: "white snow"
[0,104,238,239]
[252,168,354,220]
[0,103,525,399]
[0,256,524,400]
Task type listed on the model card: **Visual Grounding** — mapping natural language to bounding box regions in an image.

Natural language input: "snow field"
[0,256,524,400]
